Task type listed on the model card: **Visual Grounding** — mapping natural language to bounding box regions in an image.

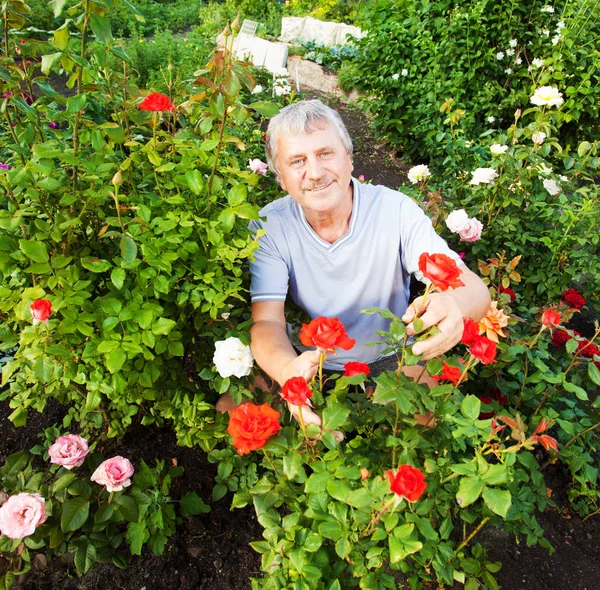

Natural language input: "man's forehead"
[277,124,343,153]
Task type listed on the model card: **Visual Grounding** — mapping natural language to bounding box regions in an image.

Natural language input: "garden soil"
[2,62,599,590]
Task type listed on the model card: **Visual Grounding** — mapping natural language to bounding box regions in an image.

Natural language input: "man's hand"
[279,349,322,386]
[402,293,465,359]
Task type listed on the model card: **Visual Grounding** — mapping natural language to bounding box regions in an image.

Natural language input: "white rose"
[490,144,509,155]
[532,58,545,68]
[251,85,263,94]
[530,86,564,107]
[470,167,499,185]
[407,164,431,184]
[401,68,408,76]
[532,131,547,145]
[543,178,561,196]
[445,209,470,233]
[391,73,400,80]
[487,116,496,123]
[509,39,518,48]
[213,337,254,378]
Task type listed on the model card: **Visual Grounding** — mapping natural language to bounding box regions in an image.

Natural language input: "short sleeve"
[397,195,463,281]
[249,218,290,302]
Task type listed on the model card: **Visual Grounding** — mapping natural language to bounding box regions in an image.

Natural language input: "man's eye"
[291,159,304,166]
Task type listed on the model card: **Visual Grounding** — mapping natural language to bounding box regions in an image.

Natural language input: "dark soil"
[2,92,600,590]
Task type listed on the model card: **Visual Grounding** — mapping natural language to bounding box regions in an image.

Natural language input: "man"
[249,100,490,394]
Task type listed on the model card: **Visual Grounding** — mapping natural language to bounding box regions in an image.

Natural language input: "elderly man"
[248,100,490,393]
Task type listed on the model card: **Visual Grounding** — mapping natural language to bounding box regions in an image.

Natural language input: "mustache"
[303,179,333,191]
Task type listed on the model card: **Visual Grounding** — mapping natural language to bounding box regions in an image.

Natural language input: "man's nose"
[305,156,325,180]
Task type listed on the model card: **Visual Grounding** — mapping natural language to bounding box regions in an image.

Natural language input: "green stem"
[454,517,491,555]
[262,449,279,476]
[4,110,27,166]
[206,102,228,215]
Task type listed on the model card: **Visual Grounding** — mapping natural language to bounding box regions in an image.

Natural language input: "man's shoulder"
[358,181,411,211]
[258,195,296,219]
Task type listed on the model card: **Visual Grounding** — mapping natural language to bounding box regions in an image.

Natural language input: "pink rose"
[48,434,89,470]
[0,493,47,539]
[90,456,134,492]
[248,158,268,176]
[459,218,483,242]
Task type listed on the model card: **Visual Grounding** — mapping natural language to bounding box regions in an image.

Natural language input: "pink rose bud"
[0,493,47,539]
[459,218,483,242]
[48,434,89,469]
[248,158,268,176]
[90,456,134,492]
[30,299,52,325]
[358,175,365,181]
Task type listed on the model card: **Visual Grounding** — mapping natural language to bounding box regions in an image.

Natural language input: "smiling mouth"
[305,180,334,192]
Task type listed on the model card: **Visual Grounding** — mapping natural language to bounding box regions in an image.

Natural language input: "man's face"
[275,124,354,217]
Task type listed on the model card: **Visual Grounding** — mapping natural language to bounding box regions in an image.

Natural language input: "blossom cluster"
[0,436,134,539]
[445,209,483,242]
[407,164,431,184]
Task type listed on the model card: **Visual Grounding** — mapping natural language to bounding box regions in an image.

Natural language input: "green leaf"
[66,93,87,114]
[2,451,30,476]
[180,492,210,517]
[41,52,63,75]
[61,498,90,532]
[327,479,352,502]
[120,236,137,264]
[52,24,69,50]
[81,257,111,273]
[322,402,350,431]
[19,239,49,263]
[50,0,68,17]
[305,471,329,493]
[346,488,372,508]
[185,170,204,196]
[116,495,139,522]
[89,13,112,44]
[152,318,177,335]
[461,396,481,421]
[228,184,247,207]
[111,268,126,290]
[75,541,96,574]
[94,503,114,524]
[126,521,148,556]
[335,536,352,558]
[249,101,280,118]
[456,477,484,508]
[33,357,54,382]
[283,452,303,480]
[482,487,512,518]
[563,380,589,401]
[85,389,102,412]
[53,472,77,494]
[106,348,127,373]
[480,464,507,486]
[588,363,600,386]
[318,521,342,541]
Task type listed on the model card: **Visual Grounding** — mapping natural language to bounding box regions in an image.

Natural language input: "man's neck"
[304,184,354,244]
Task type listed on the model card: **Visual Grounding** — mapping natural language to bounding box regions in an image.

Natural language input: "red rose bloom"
[541,309,561,327]
[385,465,427,502]
[343,362,371,377]
[461,317,481,346]
[300,316,356,354]
[577,340,600,359]
[551,329,578,348]
[478,387,508,419]
[498,285,516,302]
[418,252,465,291]
[139,92,174,112]
[30,299,52,325]
[432,361,463,386]
[561,288,585,310]
[469,336,497,364]
[227,403,280,455]
[281,377,312,406]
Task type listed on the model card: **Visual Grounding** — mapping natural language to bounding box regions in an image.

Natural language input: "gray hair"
[265,99,353,176]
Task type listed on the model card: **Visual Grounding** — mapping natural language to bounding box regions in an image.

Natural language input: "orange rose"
[299,316,355,354]
[385,465,427,502]
[227,403,280,455]
[281,377,312,406]
[479,301,510,342]
[432,361,463,386]
[541,309,560,328]
[418,252,465,291]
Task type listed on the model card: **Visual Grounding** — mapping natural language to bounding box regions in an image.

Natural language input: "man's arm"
[250,301,321,387]
[402,265,491,360]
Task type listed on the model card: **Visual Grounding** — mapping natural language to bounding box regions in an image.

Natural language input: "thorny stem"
[206,106,228,215]
[360,497,396,538]
[453,517,491,556]
[262,450,279,476]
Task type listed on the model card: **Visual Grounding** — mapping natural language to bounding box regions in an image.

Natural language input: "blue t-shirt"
[249,179,462,369]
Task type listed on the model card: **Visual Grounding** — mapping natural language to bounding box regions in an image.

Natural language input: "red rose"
[541,309,561,327]
[478,387,508,419]
[498,285,516,302]
[461,317,481,346]
[432,361,463,386]
[30,299,52,325]
[385,465,427,502]
[343,362,371,377]
[281,377,312,406]
[299,316,356,354]
[139,92,174,112]
[577,340,599,359]
[469,336,497,364]
[418,252,465,291]
[561,288,585,310]
[227,403,280,455]
[551,329,578,348]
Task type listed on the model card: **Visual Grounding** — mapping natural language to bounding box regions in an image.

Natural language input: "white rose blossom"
[515,57,522,65]
[543,178,561,196]
[559,175,568,182]
[407,164,431,184]
[487,116,496,123]
[470,167,499,185]
[490,144,509,155]
[251,85,263,94]
[391,73,400,80]
[509,39,518,48]
[532,131,547,145]
[506,48,515,57]
[505,67,513,75]
[496,51,505,60]
[401,68,408,76]
[445,209,470,233]
[532,58,545,68]
[541,5,555,13]
[213,337,254,378]
[530,86,564,107]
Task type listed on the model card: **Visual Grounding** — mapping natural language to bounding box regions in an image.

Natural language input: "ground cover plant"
[1,0,599,588]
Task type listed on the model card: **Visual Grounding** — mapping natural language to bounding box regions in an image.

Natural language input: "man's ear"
[277,175,286,190]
